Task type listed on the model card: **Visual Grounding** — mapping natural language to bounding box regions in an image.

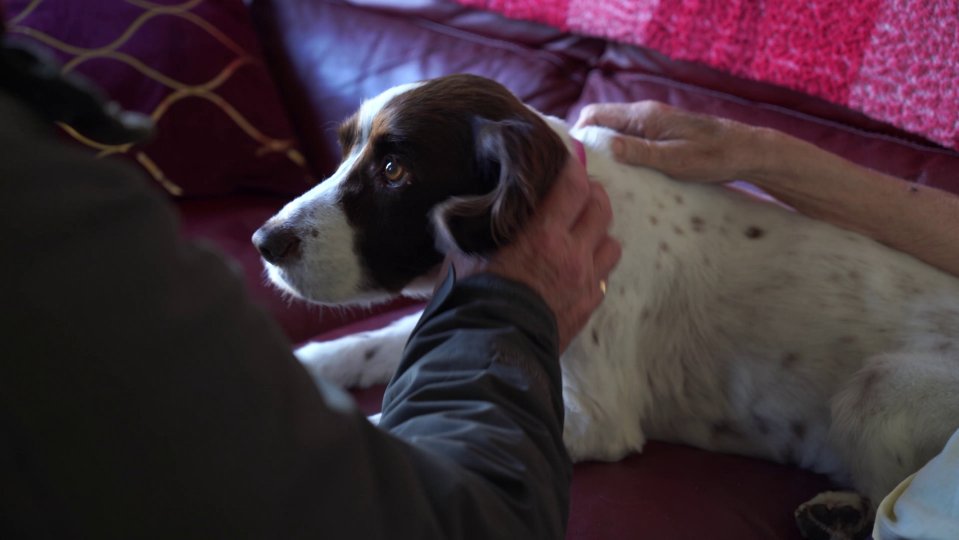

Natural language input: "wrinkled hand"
[450,157,621,353]
[575,101,768,183]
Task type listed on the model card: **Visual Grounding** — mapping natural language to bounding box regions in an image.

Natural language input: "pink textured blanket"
[457,0,959,151]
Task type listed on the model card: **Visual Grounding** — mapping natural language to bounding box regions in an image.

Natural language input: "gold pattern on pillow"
[8,0,310,197]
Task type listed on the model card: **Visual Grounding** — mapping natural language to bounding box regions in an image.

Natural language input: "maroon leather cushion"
[4,0,312,198]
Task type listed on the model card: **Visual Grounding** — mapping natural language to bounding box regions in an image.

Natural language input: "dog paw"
[295,336,400,388]
[794,491,874,540]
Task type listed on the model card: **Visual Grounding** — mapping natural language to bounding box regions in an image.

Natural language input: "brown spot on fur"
[364,347,380,361]
[649,215,659,226]
[674,194,684,205]
[659,241,670,253]
[673,225,685,235]
[591,329,599,345]
[744,226,765,239]
[690,216,705,232]
[311,229,319,238]
[640,307,651,321]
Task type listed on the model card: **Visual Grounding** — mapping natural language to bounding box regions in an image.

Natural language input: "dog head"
[253,74,571,306]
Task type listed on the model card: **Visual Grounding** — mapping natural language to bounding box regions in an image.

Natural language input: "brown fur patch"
[337,74,567,291]
[690,216,705,232]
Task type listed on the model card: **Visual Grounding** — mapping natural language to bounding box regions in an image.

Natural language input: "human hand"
[575,101,769,183]
[449,157,622,353]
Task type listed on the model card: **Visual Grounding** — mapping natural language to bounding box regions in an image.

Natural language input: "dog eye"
[382,157,408,188]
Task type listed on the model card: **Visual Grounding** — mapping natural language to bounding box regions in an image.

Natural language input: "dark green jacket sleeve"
[378,271,571,539]
[0,90,570,540]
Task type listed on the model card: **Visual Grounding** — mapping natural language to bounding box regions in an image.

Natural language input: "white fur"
[278,86,959,510]
[263,170,366,303]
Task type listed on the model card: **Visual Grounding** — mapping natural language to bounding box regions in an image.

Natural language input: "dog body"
[255,75,959,534]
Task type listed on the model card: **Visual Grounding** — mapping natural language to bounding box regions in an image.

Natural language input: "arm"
[576,101,959,278]
[749,129,959,278]
[378,271,570,539]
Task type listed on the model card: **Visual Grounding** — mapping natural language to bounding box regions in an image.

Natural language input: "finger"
[536,157,591,229]
[571,181,614,246]
[593,236,622,280]
[575,103,635,132]
[612,134,670,170]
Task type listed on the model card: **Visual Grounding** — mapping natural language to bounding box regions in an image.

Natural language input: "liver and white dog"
[254,74,959,539]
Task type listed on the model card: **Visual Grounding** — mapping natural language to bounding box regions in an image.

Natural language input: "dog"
[253,74,959,539]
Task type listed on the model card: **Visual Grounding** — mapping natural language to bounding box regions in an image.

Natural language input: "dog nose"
[252,225,302,265]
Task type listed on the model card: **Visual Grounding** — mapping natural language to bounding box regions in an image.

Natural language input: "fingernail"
[611,138,624,158]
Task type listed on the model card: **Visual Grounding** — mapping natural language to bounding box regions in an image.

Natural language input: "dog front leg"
[295,311,423,389]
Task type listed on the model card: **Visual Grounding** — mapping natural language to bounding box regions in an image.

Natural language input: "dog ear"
[432,116,566,255]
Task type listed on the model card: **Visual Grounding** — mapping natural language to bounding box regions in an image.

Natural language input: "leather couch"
[233,2,959,539]
[15,0,958,538]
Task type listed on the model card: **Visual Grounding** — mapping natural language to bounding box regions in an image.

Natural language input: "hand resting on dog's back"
[578,100,959,279]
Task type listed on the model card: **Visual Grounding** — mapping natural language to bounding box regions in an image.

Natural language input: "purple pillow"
[4,0,312,198]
